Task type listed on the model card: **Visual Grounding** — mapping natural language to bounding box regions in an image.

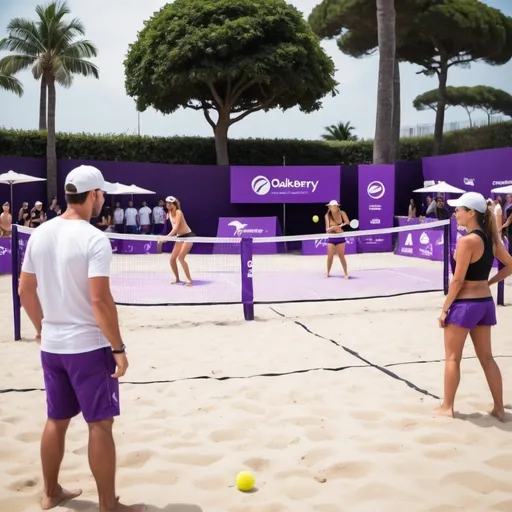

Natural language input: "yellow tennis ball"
[236,471,255,492]
[312,215,319,223]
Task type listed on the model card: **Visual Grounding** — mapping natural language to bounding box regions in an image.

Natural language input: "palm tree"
[373,0,396,164]
[0,1,99,200]
[0,72,23,96]
[321,122,358,141]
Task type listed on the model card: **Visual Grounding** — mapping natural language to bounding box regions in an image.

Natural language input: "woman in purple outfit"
[325,199,350,279]
[436,192,512,421]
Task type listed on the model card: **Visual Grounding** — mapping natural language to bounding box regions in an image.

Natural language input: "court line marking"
[386,268,438,284]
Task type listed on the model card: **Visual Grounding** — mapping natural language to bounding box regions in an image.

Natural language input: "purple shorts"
[328,238,345,245]
[446,297,497,330]
[41,347,120,423]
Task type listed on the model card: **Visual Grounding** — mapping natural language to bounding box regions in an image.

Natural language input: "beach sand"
[0,252,511,512]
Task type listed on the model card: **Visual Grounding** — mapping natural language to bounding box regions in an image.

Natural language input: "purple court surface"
[110,255,443,305]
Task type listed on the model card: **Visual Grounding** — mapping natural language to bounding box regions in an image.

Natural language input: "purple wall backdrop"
[422,148,512,196]
[0,157,360,237]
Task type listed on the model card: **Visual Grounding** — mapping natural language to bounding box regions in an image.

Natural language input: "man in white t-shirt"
[138,200,152,234]
[124,201,138,234]
[18,165,145,512]
[152,199,166,234]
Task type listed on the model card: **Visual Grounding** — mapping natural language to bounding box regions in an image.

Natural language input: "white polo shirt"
[152,206,165,224]
[139,206,151,226]
[21,217,112,354]
[125,207,138,226]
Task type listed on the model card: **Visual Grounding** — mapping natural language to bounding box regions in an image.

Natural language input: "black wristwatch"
[112,344,126,354]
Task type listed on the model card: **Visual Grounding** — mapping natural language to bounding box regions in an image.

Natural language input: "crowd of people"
[0,197,170,237]
[407,193,512,243]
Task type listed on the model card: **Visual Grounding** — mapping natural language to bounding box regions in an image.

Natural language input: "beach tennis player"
[437,192,512,421]
[165,195,194,286]
[18,165,146,512]
[325,199,350,279]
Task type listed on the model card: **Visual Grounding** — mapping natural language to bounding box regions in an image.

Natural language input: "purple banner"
[110,239,157,255]
[215,216,282,254]
[422,148,512,196]
[0,238,12,274]
[358,164,395,252]
[394,218,444,261]
[230,166,341,204]
[302,236,357,255]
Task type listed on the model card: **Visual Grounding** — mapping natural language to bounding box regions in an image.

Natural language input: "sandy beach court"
[0,258,511,512]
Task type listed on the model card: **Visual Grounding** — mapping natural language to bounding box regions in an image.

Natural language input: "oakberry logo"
[367,181,385,200]
[251,176,271,195]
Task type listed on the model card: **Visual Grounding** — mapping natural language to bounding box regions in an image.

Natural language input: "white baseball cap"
[447,192,487,214]
[35,201,42,206]
[64,165,113,194]
[165,196,177,203]
[326,199,340,206]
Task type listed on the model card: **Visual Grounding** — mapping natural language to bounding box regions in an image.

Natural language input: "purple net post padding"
[394,217,445,262]
[240,237,254,321]
[11,225,21,341]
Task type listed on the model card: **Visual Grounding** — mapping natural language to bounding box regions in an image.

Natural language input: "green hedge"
[0,121,510,165]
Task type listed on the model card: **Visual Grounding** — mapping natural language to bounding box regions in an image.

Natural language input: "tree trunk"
[464,107,472,127]
[373,0,396,164]
[432,58,448,156]
[39,76,47,131]
[214,111,230,165]
[390,57,401,162]
[46,75,57,202]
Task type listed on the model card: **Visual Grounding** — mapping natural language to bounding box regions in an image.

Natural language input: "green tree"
[321,121,358,141]
[0,0,99,200]
[309,0,512,155]
[414,85,512,127]
[0,72,23,96]
[124,0,337,165]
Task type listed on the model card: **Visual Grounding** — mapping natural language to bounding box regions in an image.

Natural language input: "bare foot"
[490,407,506,422]
[434,405,454,418]
[171,280,181,285]
[41,486,82,510]
[326,273,330,278]
[344,275,349,280]
[185,281,193,287]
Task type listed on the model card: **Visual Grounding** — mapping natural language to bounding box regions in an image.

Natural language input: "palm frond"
[59,56,99,78]
[4,18,45,53]
[0,72,24,96]
[0,54,37,74]
[63,40,98,59]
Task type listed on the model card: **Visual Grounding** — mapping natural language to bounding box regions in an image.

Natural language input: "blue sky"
[0,0,510,140]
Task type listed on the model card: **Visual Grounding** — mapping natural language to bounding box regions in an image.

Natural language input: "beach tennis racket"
[341,219,359,229]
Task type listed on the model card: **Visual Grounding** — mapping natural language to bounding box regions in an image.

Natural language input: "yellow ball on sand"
[236,471,255,492]
[312,215,319,223]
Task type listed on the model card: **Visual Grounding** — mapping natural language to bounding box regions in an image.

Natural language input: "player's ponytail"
[477,206,500,247]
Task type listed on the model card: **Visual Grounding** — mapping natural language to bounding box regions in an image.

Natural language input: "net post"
[497,261,504,306]
[240,237,254,321]
[11,224,22,341]
[443,221,450,296]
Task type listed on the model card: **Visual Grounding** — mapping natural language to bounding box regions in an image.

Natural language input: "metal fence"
[400,115,508,138]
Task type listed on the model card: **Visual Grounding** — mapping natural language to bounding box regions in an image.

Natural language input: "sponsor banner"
[302,236,357,255]
[0,238,12,274]
[241,238,254,305]
[395,219,444,261]
[422,148,512,197]
[110,239,157,255]
[230,166,340,203]
[358,164,395,252]
[215,216,282,254]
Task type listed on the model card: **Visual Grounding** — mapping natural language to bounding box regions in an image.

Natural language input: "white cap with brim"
[326,199,340,207]
[64,165,115,194]
[35,201,42,206]
[165,196,177,203]
[447,192,487,214]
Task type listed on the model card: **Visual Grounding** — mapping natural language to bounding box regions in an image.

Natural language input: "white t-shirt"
[113,208,124,224]
[139,206,151,225]
[125,207,138,226]
[21,217,112,354]
[153,206,165,224]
